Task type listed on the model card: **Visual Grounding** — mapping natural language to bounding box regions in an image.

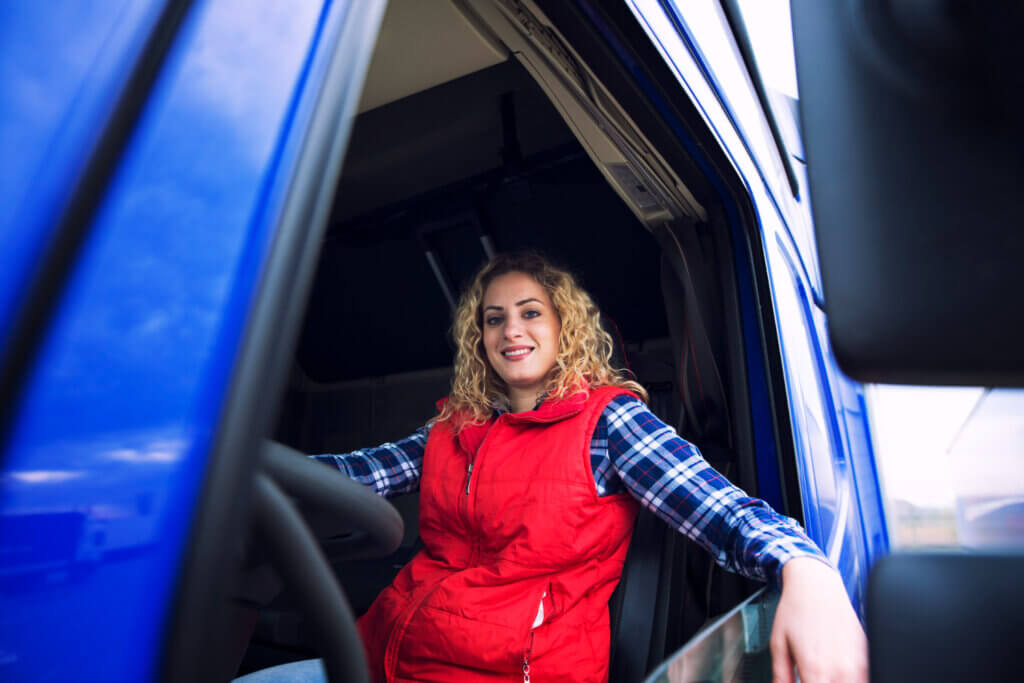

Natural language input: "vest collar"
[448,389,591,455]
[501,389,588,425]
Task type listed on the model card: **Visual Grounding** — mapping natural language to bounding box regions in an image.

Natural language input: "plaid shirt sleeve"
[601,394,828,585]
[311,424,430,498]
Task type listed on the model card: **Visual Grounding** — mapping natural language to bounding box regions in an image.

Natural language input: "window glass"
[867,386,1024,550]
[643,588,778,682]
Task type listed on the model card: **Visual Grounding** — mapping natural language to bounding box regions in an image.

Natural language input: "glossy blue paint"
[0,0,357,680]
[823,334,890,566]
[0,1,166,349]
[765,195,877,609]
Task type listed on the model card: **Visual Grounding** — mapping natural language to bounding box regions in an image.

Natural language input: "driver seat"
[601,314,678,682]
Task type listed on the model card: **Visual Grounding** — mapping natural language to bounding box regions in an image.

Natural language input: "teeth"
[504,348,532,357]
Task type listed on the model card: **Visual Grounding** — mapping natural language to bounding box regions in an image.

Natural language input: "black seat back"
[603,316,677,683]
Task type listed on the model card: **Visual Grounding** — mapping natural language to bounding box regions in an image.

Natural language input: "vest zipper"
[463,417,501,565]
[522,631,534,683]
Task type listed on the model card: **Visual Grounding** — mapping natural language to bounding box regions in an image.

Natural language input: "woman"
[243,252,866,682]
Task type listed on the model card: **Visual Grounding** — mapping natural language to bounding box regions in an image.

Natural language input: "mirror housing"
[868,553,1024,682]
[792,1,1024,386]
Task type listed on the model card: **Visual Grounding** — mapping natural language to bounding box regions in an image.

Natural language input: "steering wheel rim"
[259,440,404,559]
[237,441,404,683]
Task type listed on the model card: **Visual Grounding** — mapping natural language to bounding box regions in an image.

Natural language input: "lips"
[501,345,534,360]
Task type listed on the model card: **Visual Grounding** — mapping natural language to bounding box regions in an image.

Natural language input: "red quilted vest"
[357,386,639,682]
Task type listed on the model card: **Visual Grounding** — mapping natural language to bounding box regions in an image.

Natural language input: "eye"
[485,315,503,326]
[522,309,541,319]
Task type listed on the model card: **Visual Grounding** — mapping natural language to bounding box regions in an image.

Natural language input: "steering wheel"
[259,441,404,558]
[245,440,404,683]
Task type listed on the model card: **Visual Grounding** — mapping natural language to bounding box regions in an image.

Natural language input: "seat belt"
[603,314,675,682]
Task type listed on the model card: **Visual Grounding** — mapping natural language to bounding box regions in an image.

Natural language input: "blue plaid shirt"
[314,394,825,584]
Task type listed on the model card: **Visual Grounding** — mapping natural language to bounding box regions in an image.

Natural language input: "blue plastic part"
[0,1,167,351]
[0,1,361,680]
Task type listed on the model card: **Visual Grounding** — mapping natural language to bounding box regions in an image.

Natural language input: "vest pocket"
[531,582,556,629]
[544,581,556,620]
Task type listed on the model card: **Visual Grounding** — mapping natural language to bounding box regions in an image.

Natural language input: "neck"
[508,390,541,413]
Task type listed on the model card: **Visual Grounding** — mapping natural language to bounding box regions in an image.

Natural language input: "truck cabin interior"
[236,1,799,679]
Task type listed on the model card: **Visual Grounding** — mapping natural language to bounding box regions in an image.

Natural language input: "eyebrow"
[483,297,544,312]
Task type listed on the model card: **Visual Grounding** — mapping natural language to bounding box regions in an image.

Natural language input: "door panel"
[0,1,381,680]
[0,1,167,346]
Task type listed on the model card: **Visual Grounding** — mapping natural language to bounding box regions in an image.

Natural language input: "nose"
[503,320,524,339]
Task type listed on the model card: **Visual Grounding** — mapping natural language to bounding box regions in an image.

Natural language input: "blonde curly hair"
[436,252,647,429]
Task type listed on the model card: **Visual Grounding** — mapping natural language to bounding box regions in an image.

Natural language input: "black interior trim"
[706,209,760,499]
[327,144,586,243]
[158,2,388,681]
[0,0,195,451]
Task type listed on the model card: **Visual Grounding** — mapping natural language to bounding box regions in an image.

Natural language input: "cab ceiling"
[356,0,508,114]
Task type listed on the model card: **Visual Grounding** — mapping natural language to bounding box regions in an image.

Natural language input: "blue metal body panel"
[0,1,166,351]
[0,0,889,679]
[0,1,356,680]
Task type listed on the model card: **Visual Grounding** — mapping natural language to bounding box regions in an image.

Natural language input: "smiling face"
[481,271,561,412]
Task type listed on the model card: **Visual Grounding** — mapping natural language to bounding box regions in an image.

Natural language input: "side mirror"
[791,1,1024,386]
[868,553,1024,682]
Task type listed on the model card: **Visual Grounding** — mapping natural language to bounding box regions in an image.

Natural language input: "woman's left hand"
[769,557,868,683]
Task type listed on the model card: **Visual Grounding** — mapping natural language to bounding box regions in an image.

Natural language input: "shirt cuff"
[774,549,834,587]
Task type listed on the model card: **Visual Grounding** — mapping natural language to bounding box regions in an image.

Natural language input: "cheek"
[482,327,498,351]
[546,322,561,346]
[482,331,502,363]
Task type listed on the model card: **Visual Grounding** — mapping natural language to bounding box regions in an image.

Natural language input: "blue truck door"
[0,2,385,681]
[621,0,886,614]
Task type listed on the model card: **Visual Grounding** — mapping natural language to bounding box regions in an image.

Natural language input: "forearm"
[604,396,826,584]
[311,424,429,498]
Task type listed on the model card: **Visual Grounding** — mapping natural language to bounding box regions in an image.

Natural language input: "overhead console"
[452,0,706,227]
